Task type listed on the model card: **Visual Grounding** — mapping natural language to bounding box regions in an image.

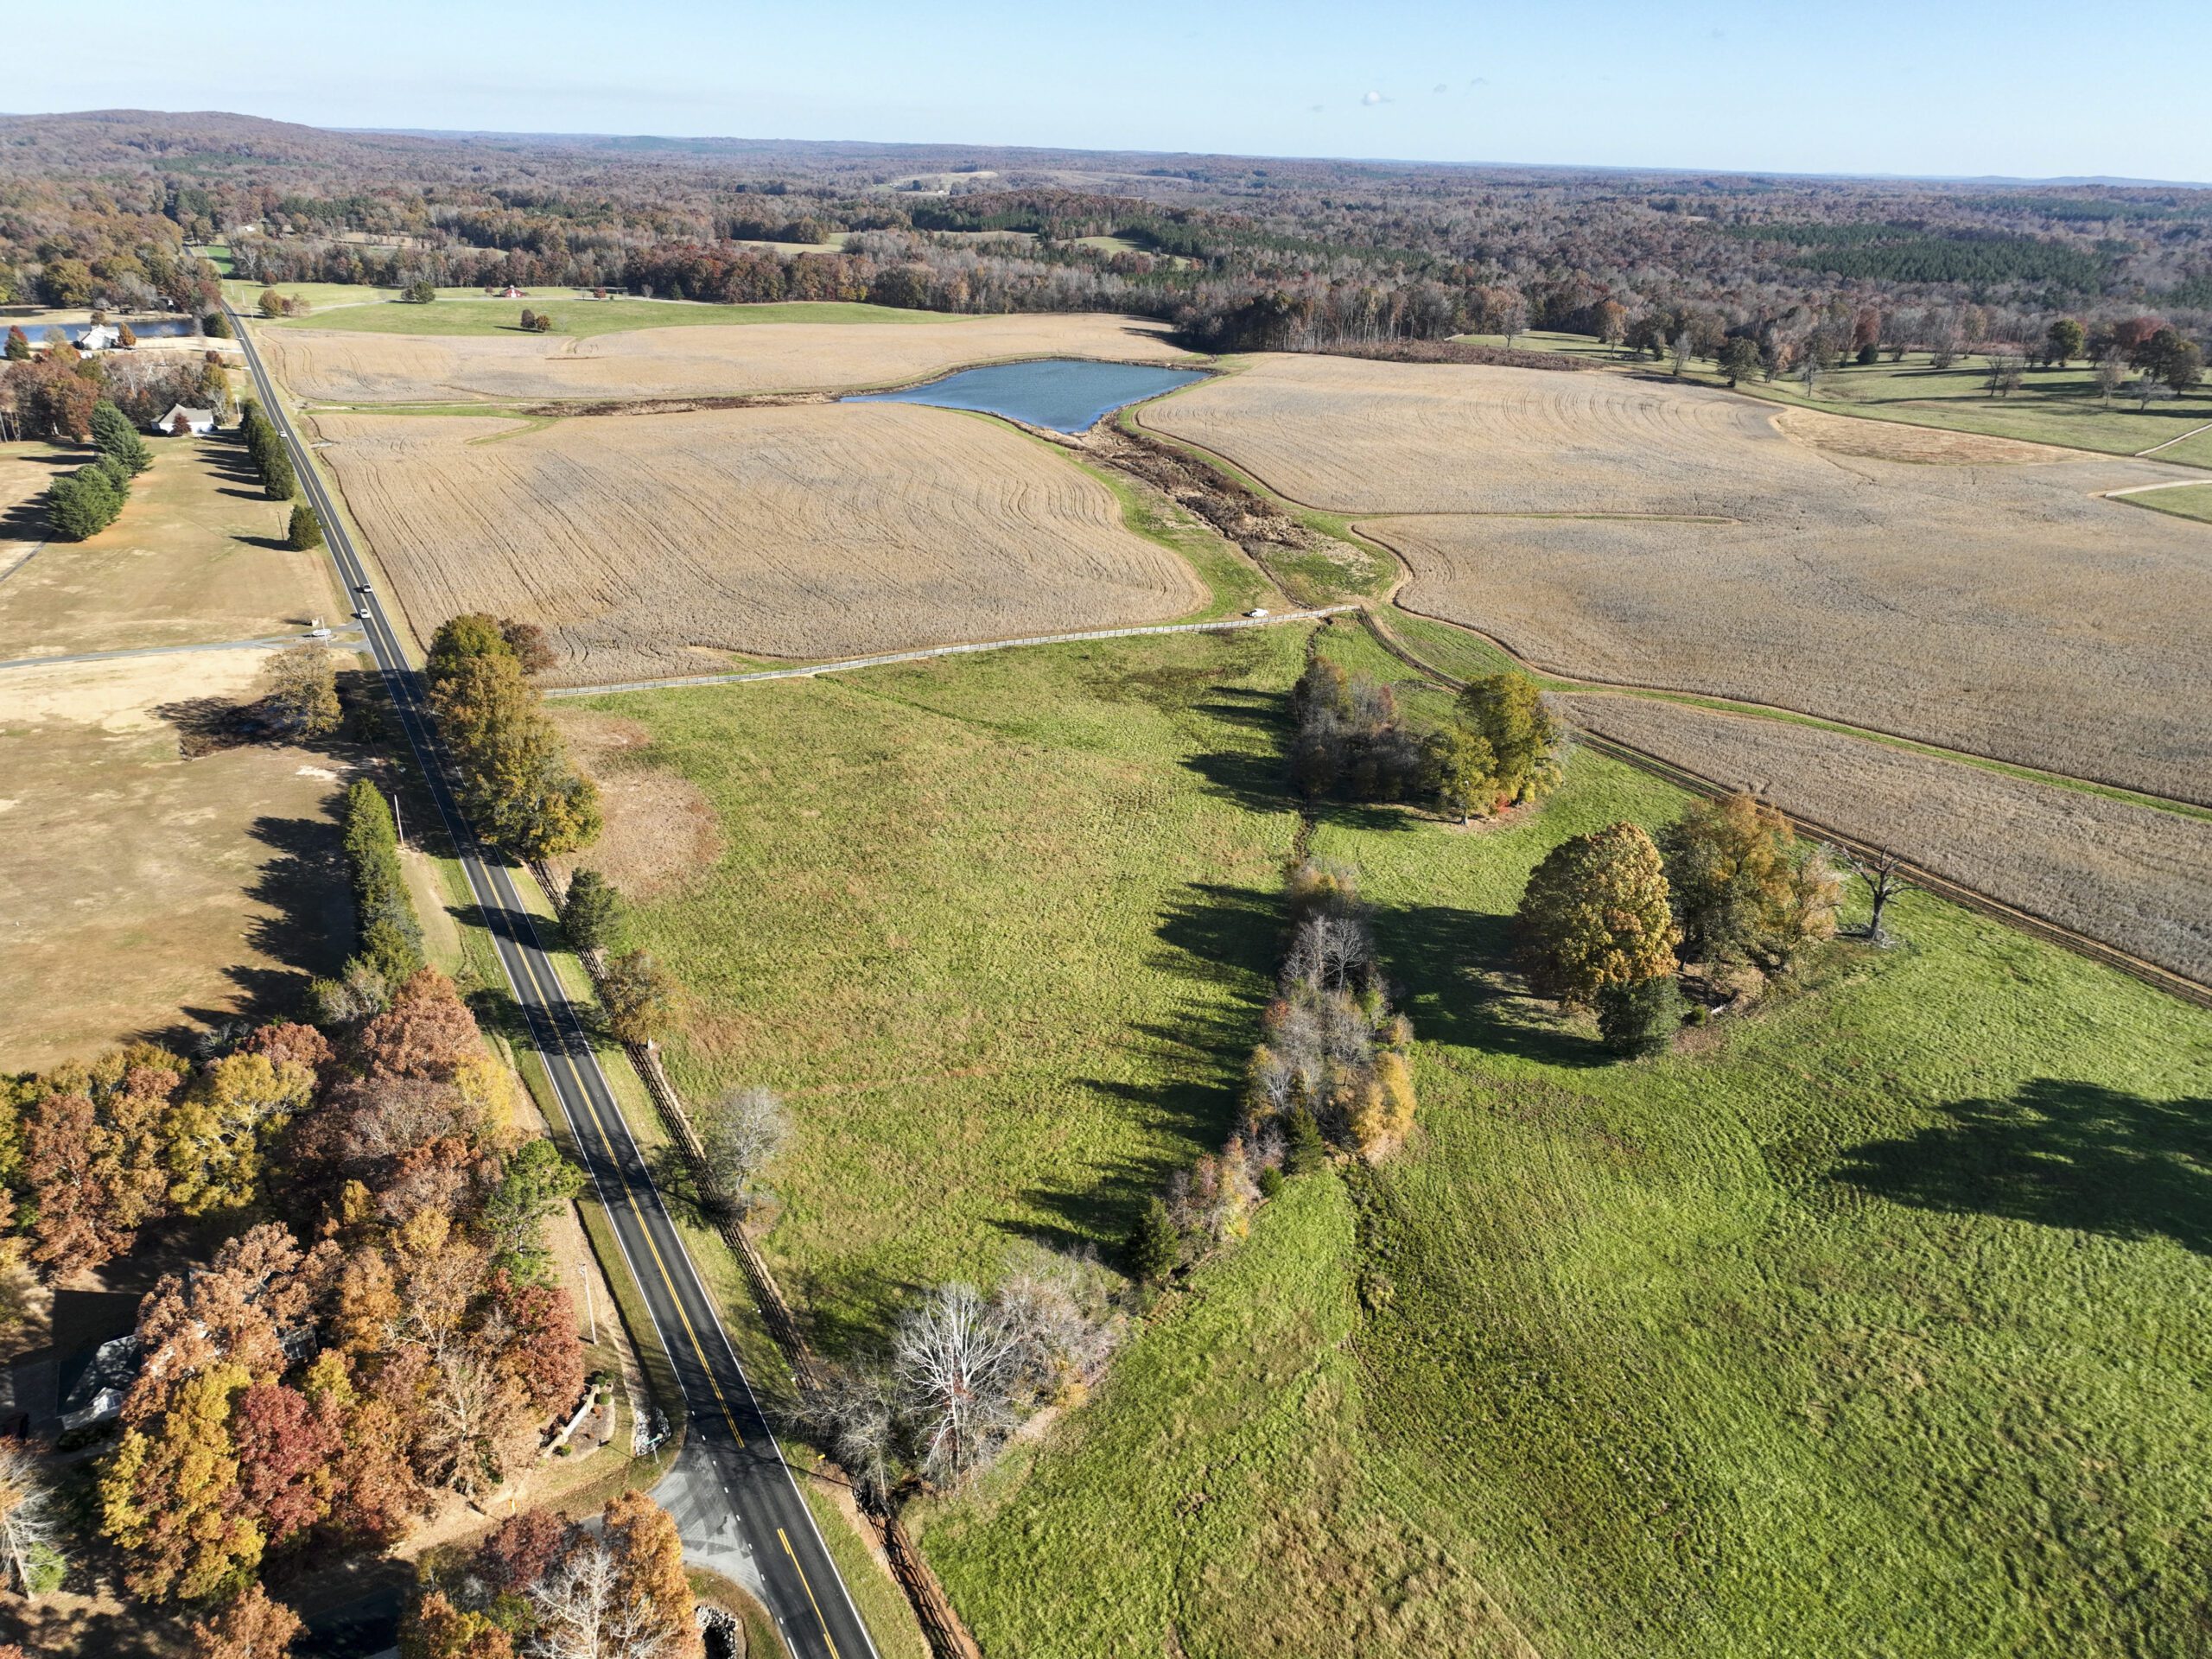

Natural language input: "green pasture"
[908,626,2212,1657]
[567,628,1307,1350]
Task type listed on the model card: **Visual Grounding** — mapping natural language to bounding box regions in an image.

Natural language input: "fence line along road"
[227,306,882,1659]
[544,607,1360,698]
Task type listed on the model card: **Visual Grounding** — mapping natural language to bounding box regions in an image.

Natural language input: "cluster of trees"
[254,289,310,318]
[1514,794,1841,1057]
[313,779,423,1021]
[238,398,296,500]
[515,308,556,334]
[1246,861,1416,1159]
[427,613,600,861]
[80,963,589,1606]
[1292,656,1566,825]
[46,398,153,538]
[554,865,679,1051]
[404,1490,699,1659]
[814,1246,1124,1495]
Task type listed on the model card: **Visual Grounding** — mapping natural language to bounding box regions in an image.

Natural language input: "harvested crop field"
[1566,694,2212,984]
[1147,355,2212,803]
[264,312,1190,404]
[313,404,1206,682]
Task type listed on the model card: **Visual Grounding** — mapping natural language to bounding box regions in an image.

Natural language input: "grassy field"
[2125,481,2212,524]
[1459,331,2212,467]
[242,284,953,338]
[559,628,1306,1348]
[0,434,336,658]
[914,626,2212,1658]
[0,435,358,1069]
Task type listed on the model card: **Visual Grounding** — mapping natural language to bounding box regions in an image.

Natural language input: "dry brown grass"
[0,435,340,658]
[266,312,1190,404]
[549,711,723,898]
[1566,694,2212,982]
[1147,356,2212,802]
[313,404,1207,682]
[0,648,354,1071]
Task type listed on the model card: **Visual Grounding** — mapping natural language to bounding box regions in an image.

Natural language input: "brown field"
[264,312,1190,404]
[0,435,338,659]
[312,404,1208,683]
[1566,694,2212,983]
[0,648,354,1071]
[0,441,73,578]
[1146,356,2212,803]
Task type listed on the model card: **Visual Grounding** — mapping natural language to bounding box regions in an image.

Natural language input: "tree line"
[45,398,152,538]
[426,614,601,863]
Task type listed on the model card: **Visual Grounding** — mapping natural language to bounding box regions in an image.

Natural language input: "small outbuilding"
[154,404,217,436]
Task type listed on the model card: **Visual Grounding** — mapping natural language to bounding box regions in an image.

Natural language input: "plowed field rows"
[267,312,1190,404]
[1567,695,2212,983]
[313,405,1205,683]
[1145,356,2212,802]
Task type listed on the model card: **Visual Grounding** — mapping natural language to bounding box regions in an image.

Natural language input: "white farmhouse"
[153,404,217,435]
[77,322,122,353]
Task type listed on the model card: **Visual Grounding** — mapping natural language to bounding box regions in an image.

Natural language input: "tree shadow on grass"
[1835,1079,2212,1255]
[1367,895,1611,1071]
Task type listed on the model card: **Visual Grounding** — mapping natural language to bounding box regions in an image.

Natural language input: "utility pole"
[577,1262,599,1346]
[390,791,404,849]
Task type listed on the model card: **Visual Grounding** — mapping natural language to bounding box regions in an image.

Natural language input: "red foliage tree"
[232,1382,338,1544]
[358,969,481,1082]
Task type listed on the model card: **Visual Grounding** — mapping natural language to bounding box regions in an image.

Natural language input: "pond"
[845,357,1206,433]
[0,316,201,344]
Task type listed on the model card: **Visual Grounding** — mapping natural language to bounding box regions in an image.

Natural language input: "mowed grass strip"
[561,627,1306,1348]
[926,728,2212,1656]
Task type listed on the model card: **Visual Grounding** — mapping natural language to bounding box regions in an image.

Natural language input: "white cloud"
[1362,90,1390,106]
[1433,82,1449,94]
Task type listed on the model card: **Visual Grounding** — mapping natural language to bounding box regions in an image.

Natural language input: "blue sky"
[17,0,2212,181]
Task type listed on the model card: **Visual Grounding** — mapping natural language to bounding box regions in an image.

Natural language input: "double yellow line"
[496,883,842,1658]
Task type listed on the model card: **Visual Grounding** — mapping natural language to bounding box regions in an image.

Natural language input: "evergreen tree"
[3,326,27,361]
[90,401,153,475]
[285,502,323,550]
[48,467,122,540]
[1123,1197,1180,1283]
[1595,976,1683,1058]
[560,868,625,955]
[262,444,296,501]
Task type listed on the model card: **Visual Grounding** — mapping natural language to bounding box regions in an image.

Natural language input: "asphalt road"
[231,308,880,1659]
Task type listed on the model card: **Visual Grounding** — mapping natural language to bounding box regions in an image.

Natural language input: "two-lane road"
[229,308,880,1659]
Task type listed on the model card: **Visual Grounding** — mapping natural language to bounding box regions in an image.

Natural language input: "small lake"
[846,358,1206,432]
[0,316,200,343]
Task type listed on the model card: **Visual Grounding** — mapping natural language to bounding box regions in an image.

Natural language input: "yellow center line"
[781,1527,842,1659]
[505,902,749,1448]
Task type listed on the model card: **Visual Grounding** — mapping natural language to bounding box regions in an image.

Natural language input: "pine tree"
[262,444,296,501]
[286,502,323,550]
[90,400,153,475]
[560,868,625,955]
[1124,1197,1180,1283]
[47,468,123,540]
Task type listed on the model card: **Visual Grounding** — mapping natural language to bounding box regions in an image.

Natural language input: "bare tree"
[1282,909,1375,996]
[808,1363,897,1501]
[528,1534,688,1659]
[891,1283,1023,1487]
[693,1085,788,1217]
[1670,331,1693,378]
[2094,353,2129,409]
[0,1442,57,1599]
[1835,845,1916,944]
